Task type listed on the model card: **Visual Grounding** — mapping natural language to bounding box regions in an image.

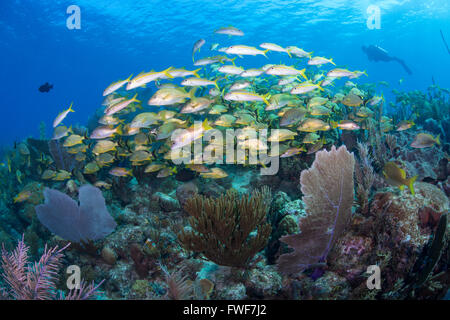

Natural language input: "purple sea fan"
[277,145,355,275]
[35,185,116,243]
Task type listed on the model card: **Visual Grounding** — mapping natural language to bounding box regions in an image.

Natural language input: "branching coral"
[178,187,272,268]
[355,141,375,215]
[277,145,355,275]
[0,236,103,300]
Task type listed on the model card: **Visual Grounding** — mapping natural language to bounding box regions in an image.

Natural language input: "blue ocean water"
[0,0,449,149]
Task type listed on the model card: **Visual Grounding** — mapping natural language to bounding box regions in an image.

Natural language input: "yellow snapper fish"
[84,161,100,174]
[266,64,307,80]
[290,82,324,94]
[331,120,360,130]
[41,169,57,180]
[307,137,326,154]
[157,167,177,178]
[144,163,166,173]
[265,65,307,79]
[214,26,244,36]
[130,150,153,164]
[171,119,213,150]
[411,133,440,148]
[192,39,206,62]
[193,56,225,66]
[297,118,331,132]
[94,181,112,189]
[224,91,271,106]
[13,191,33,203]
[349,70,368,79]
[93,140,118,155]
[285,46,312,58]
[168,68,201,78]
[96,153,115,167]
[268,129,297,142]
[66,144,88,154]
[98,115,122,126]
[266,94,299,111]
[148,87,196,106]
[341,93,363,107]
[129,112,159,129]
[225,45,269,57]
[396,120,415,131]
[155,123,179,140]
[356,107,374,118]
[181,77,219,90]
[367,94,384,106]
[260,43,292,57]
[302,132,320,144]
[75,152,86,162]
[186,163,210,173]
[320,77,337,87]
[181,97,215,113]
[308,56,336,66]
[90,125,122,139]
[326,68,362,78]
[132,130,149,143]
[279,107,307,126]
[214,114,236,127]
[53,170,71,181]
[63,134,84,147]
[105,94,140,116]
[280,147,306,158]
[52,125,72,140]
[126,67,173,90]
[209,104,228,115]
[307,96,328,109]
[218,65,244,75]
[53,102,74,128]
[199,167,228,179]
[235,113,256,126]
[109,167,133,177]
[123,125,140,136]
[310,105,332,116]
[103,74,133,96]
[383,162,417,195]
[102,95,126,107]
[157,110,177,121]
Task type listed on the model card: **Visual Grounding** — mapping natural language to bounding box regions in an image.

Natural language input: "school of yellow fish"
[42,26,439,185]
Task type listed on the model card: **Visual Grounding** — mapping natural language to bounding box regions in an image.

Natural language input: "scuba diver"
[362,45,412,75]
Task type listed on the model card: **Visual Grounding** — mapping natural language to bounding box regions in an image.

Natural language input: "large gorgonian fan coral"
[35,185,116,243]
[277,145,355,275]
[178,187,272,268]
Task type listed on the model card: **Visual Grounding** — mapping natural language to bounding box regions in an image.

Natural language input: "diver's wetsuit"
[362,45,412,75]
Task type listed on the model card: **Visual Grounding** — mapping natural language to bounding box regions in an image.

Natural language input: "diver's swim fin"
[392,57,412,75]
[440,29,450,55]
